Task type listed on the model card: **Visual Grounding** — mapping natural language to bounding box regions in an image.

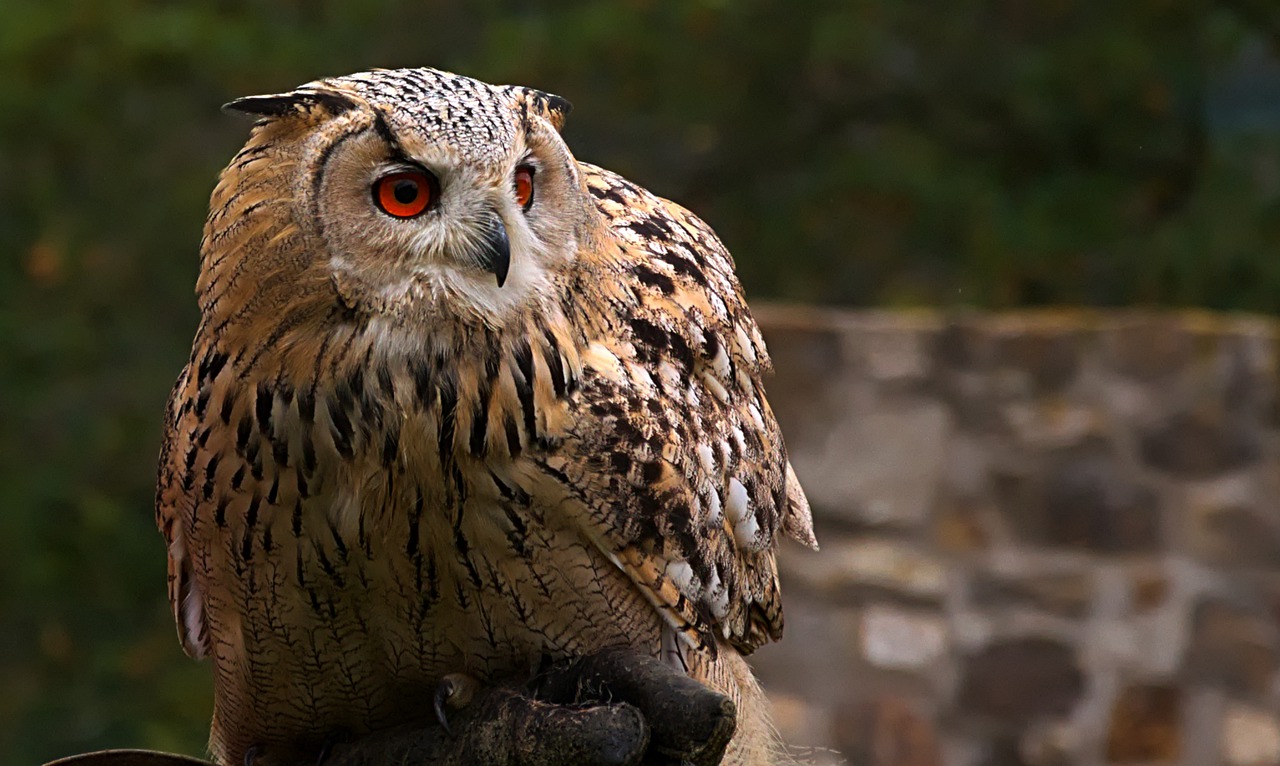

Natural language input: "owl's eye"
[373,170,437,218]
[514,166,535,210]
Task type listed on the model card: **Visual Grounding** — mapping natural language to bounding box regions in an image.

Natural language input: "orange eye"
[514,165,535,210]
[373,170,436,218]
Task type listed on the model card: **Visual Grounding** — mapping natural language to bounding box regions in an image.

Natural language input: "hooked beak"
[478,214,511,288]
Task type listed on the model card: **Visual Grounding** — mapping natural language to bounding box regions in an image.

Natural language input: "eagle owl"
[156,67,817,766]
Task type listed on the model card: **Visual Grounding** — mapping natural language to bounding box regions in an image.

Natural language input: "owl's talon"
[433,686,452,736]
[434,672,480,736]
[244,744,263,766]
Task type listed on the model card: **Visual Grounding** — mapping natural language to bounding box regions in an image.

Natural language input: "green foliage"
[2,0,1278,761]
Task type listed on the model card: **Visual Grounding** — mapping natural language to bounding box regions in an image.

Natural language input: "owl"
[155,67,817,766]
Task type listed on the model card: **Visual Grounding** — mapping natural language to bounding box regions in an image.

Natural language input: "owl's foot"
[534,647,736,766]
[314,733,346,765]
[433,672,480,735]
[242,744,263,766]
[318,684,648,766]
[306,647,732,766]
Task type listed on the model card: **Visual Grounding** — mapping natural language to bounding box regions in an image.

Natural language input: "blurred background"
[2,1,1279,763]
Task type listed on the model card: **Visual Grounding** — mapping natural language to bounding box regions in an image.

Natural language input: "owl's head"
[202,68,589,337]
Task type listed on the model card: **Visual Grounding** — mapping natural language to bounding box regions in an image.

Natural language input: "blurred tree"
[2,0,1278,762]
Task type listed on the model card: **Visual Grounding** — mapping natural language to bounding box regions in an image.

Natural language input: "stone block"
[832,696,942,766]
[1104,684,1181,763]
[996,329,1083,394]
[1140,407,1261,477]
[849,323,935,382]
[1185,598,1279,699]
[780,537,948,603]
[1020,719,1082,766]
[1003,400,1102,450]
[935,317,1000,371]
[793,402,951,530]
[937,369,1009,432]
[1100,316,1195,381]
[1186,475,1280,568]
[1223,704,1280,766]
[1221,332,1279,419]
[861,605,949,671]
[1129,568,1170,613]
[969,570,1094,619]
[934,498,993,553]
[995,441,1161,553]
[977,738,1030,766]
[956,637,1084,724]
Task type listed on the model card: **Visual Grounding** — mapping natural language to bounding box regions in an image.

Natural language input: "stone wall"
[746,307,1280,766]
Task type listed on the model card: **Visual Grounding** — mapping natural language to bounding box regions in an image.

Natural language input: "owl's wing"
[528,165,816,656]
[155,366,212,660]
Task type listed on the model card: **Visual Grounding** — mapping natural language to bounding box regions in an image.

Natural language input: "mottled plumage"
[156,67,816,765]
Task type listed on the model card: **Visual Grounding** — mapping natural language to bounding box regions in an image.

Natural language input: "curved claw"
[434,673,479,736]
[244,744,263,766]
[434,682,454,736]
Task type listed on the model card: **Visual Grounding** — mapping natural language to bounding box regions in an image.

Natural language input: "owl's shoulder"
[580,164,738,289]
[573,163,766,378]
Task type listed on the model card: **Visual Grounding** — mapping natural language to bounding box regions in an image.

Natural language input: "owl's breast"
[191,374,657,759]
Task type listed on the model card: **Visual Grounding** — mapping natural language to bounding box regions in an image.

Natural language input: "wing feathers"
[783,462,818,551]
[534,164,812,655]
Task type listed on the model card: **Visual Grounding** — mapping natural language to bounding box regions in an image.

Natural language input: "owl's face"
[212,68,586,333]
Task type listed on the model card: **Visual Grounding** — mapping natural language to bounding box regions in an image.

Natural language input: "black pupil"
[393,179,420,205]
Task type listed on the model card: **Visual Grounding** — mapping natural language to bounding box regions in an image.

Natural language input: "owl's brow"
[370,106,408,158]
[366,105,445,179]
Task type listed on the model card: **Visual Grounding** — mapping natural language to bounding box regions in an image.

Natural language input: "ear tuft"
[543,93,573,127]
[222,89,357,120]
[509,86,573,134]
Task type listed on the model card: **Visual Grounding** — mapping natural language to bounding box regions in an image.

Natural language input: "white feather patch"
[725,477,750,524]
[697,444,717,477]
[629,364,657,396]
[733,511,762,550]
[665,559,696,595]
[705,488,723,526]
[734,323,757,365]
[703,372,730,404]
[657,361,682,391]
[704,566,730,621]
[709,342,732,379]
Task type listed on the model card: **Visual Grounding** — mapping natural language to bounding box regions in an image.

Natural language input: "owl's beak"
[478,215,511,288]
